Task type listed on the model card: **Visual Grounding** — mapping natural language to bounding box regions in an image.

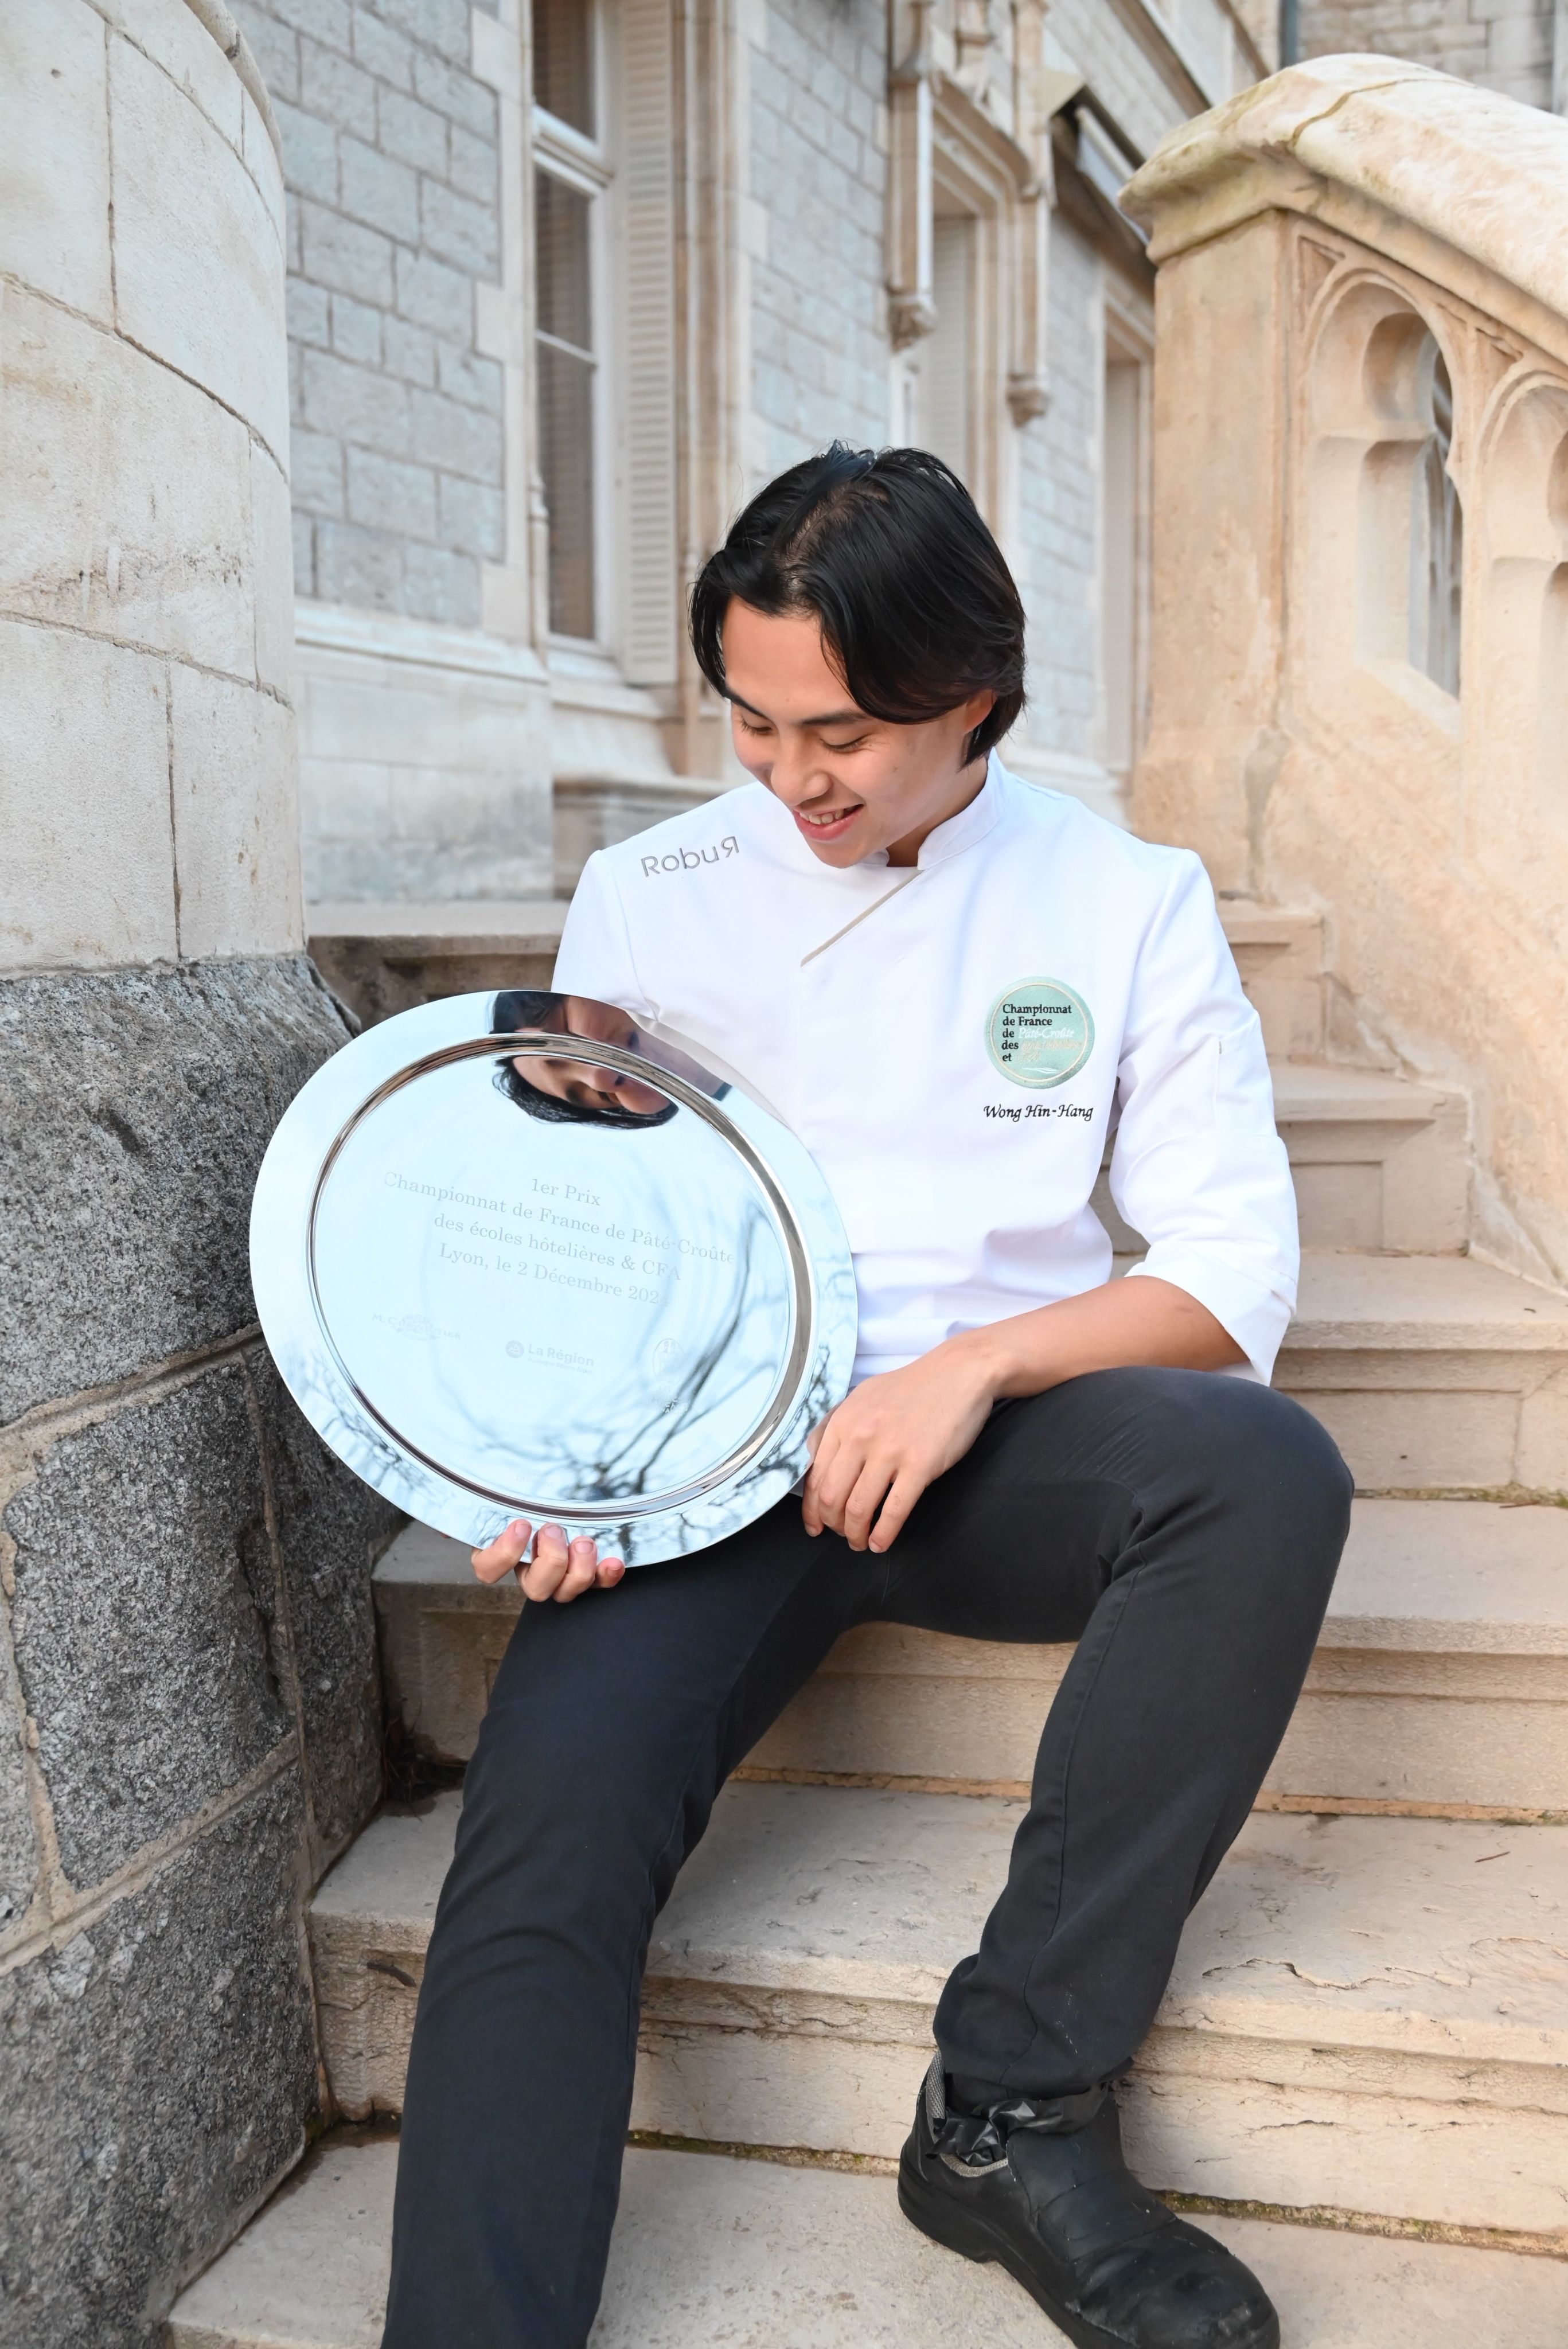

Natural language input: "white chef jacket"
[553,756,1298,1386]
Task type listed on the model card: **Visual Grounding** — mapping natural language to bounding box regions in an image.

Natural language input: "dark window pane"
[538,341,595,635]
[1410,347,1462,697]
[535,169,591,353]
[535,0,594,135]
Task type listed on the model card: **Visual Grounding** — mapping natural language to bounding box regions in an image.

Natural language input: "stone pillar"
[0,5,399,2340]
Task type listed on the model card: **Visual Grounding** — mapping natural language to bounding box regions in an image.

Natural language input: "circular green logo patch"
[986,978,1095,1089]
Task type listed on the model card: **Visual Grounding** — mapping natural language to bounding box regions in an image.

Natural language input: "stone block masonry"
[230,0,505,629]
[0,965,403,2347]
[750,0,892,473]
[0,6,407,2340]
[1298,0,1557,108]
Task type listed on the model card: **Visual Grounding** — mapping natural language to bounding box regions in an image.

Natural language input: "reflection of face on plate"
[490,990,678,1127]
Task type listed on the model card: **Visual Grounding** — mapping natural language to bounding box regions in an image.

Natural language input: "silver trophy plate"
[249,989,857,1563]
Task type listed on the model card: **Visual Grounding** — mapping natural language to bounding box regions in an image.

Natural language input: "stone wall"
[1297,0,1558,110]
[230,0,506,629]
[0,7,398,2340]
[227,0,556,909]
[748,0,891,473]
[1125,60,1568,1287]
[1013,215,1107,771]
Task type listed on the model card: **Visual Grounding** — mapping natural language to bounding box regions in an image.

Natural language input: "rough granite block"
[249,1354,399,1859]
[0,958,347,1423]
[5,1365,290,1888]
[0,1772,315,2349]
[0,1627,39,1933]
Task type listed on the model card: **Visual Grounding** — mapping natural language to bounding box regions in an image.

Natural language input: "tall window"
[1410,349,1462,696]
[533,1,607,641]
[1359,315,1462,701]
[894,212,976,485]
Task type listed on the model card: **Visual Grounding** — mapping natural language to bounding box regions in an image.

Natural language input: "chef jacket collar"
[766,754,1008,882]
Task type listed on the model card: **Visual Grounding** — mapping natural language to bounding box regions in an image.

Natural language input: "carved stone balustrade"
[1124,58,1568,1289]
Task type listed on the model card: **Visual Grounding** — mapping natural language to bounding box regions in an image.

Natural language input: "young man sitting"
[381,446,1352,2349]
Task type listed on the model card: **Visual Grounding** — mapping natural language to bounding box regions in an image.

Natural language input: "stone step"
[165,2132,1568,2347]
[305,891,1327,1059]
[305,898,565,1028]
[1092,1060,1468,1254]
[1280,1250,1568,1492]
[305,892,1458,1249]
[1219,902,1324,1061]
[305,1788,1568,2239]
[375,1500,1568,1812]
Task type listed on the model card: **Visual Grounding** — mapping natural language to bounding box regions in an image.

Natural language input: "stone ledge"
[168,2132,1568,2348]
[304,1788,1568,2233]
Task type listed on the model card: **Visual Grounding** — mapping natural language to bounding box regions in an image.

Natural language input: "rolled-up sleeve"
[1112,853,1298,1382]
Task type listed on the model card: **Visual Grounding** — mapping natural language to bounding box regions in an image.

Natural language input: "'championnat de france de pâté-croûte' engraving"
[382,1164,736,1308]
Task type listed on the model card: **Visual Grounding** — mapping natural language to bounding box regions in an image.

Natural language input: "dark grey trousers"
[382,1367,1352,2348]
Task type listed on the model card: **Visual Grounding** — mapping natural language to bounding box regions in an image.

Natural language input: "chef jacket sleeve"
[1110,852,1298,1383]
[551,851,657,1023]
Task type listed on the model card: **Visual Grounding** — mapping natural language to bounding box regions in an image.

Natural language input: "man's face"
[720,601,995,869]
[512,996,671,1118]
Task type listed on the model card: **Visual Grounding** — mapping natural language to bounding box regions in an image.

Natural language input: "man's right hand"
[471,1518,626,1603]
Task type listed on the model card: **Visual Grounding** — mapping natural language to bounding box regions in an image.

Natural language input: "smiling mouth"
[796,802,862,832]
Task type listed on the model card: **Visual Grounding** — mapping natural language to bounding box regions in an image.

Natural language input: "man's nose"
[766,739,830,807]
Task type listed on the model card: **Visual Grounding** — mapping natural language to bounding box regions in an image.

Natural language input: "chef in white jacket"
[383,447,1352,2349]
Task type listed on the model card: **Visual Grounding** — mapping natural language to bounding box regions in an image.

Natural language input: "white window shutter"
[619,0,679,685]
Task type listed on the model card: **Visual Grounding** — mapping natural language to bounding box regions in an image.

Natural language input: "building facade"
[1295,0,1567,112]
[227,0,1267,903]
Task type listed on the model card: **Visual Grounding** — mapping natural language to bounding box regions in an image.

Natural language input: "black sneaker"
[898,2055,1280,2349]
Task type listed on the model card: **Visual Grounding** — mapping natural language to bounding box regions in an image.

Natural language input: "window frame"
[532,12,615,653]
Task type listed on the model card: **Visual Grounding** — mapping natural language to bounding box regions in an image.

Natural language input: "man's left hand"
[801,1340,997,1553]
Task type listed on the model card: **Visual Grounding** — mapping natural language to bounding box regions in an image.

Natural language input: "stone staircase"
[169,904,1568,2343]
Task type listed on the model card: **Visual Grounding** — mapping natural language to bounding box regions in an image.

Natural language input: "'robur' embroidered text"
[640,837,739,876]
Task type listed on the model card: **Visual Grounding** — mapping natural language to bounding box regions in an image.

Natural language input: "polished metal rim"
[303,1032,815,1525]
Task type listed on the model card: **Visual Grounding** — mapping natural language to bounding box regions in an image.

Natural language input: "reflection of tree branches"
[519,1196,784,1502]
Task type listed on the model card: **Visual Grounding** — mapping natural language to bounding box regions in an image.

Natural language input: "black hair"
[489,989,677,1129]
[688,444,1026,766]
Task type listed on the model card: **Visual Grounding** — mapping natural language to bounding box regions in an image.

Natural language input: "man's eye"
[823,736,869,752]
[736,716,771,737]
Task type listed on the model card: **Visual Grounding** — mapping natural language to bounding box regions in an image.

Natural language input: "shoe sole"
[897,2152,1281,2349]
